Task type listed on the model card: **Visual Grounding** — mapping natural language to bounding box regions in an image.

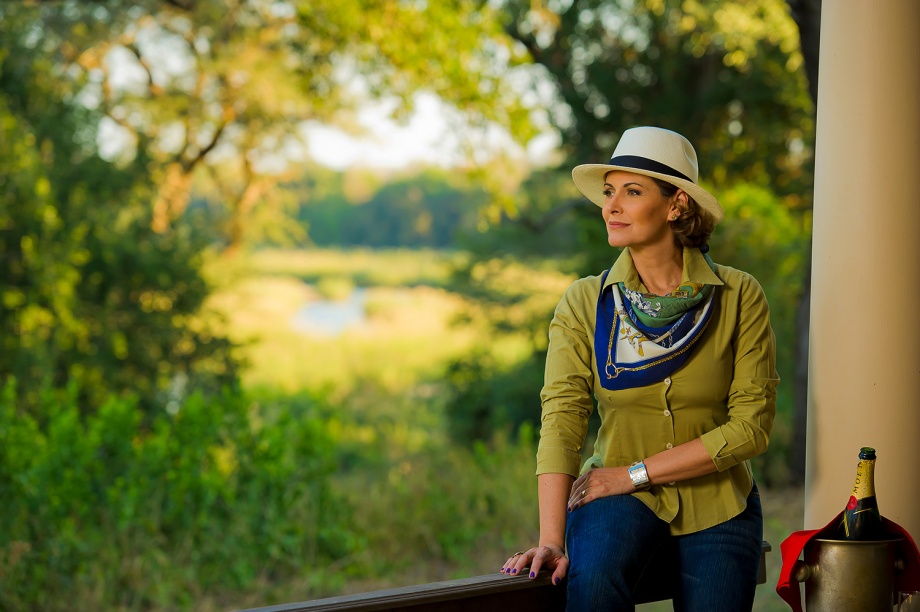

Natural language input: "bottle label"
[851,459,876,500]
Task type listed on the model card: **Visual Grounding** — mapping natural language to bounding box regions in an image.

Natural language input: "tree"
[0,7,236,412]
[298,170,490,249]
[501,0,814,196]
[16,0,539,252]
[785,0,821,484]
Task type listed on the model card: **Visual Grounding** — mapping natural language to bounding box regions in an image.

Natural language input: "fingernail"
[553,577,560,585]
[511,568,517,574]
[529,571,535,578]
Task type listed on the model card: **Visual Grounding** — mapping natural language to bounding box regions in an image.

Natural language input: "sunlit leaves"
[500,0,815,205]
[4,0,546,245]
[0,25,238,413]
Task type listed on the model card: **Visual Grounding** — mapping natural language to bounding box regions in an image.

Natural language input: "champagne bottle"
[836,447,883,540]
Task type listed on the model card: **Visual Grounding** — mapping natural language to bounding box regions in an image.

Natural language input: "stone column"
[806,0,920,537]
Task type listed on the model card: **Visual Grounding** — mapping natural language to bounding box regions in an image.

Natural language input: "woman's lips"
[608,222,629,229]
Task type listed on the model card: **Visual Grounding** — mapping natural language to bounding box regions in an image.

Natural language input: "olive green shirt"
[536,247,778,535]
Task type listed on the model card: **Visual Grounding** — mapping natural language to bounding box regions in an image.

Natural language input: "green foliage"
[445,350,546,442]
[342,424,540,577]
[299,0,536,140]
[710,183,811,484]
[299,171,490,249]
[441,254,575,442]
[0,18,237,413]
[711,183,811,351]
[458,169,591,261]
[3,0,540,249]
[502,0,815,206]
[0,380,350,610]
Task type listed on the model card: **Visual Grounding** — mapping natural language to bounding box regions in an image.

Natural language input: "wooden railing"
[242,541,771,612]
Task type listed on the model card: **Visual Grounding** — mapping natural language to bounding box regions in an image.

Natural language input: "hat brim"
[572,164,724,224]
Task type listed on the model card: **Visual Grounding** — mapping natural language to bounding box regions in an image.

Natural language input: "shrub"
[0,380,352,610]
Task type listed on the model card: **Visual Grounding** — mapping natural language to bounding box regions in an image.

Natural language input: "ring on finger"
[512,551,524,557]
[581,489,587,497]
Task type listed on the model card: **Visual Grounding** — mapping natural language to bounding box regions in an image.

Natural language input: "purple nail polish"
[553,577,560,585]
[511,568,517,574]
[529,571,535,578]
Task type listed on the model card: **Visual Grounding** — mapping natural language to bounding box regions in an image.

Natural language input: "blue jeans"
[564,484,762,611]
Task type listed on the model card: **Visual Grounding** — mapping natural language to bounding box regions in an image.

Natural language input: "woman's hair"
[651,177,715,248]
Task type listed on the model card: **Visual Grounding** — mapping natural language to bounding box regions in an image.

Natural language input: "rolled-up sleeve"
[701,273,778,471]
[536,281,596,476]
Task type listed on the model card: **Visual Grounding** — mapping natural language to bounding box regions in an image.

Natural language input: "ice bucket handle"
[792,559,813,582]
[791,547,905,583]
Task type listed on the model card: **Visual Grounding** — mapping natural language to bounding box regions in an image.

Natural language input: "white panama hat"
[571,126,724,223]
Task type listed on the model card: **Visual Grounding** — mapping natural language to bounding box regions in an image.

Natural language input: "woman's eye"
[627,189,640,195]
[602,189,613,197]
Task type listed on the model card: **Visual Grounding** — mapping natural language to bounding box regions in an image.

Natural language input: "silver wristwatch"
[628,460,651,489]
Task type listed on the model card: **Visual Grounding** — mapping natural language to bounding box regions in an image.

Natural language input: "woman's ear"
[668,191,688,221]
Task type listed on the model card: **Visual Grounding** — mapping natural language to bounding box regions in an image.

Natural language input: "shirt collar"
[603,247,724,293]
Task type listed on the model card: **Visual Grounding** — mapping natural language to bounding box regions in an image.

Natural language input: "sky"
[302,93,559,171]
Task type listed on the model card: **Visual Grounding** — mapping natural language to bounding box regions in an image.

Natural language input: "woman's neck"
[630,244,684,296]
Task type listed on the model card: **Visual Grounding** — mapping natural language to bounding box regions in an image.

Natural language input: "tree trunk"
[786,0,821,484]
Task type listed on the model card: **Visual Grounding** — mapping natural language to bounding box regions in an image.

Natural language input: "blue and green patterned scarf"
[595,249,718,390]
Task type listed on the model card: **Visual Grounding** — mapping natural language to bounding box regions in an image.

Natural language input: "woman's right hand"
[500,543,568,585]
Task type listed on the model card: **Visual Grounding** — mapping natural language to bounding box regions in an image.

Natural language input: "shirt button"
[669,481,676,486]
[666,442,673,449]
[664,377,671,386]
[663,409,671,417]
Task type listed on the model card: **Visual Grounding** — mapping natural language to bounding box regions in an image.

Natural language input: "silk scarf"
[594,252,718,390]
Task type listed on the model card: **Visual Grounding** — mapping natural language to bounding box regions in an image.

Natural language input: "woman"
[500,127,777,611]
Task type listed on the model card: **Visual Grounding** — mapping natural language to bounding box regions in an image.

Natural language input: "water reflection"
[292,287,368,336]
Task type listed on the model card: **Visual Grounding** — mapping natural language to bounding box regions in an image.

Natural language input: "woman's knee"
[565,495,669,594]
[673,489,764,611]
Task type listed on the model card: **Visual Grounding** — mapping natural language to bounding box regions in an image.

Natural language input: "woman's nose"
[603,194,619,214]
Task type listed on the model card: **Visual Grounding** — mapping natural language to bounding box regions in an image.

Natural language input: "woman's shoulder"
[711,263,769,310]
[712,263,765,292]
[564,272,606,297]
[554,272,606,313]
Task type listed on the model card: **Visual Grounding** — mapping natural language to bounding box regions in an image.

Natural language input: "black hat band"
[608,155,693,184]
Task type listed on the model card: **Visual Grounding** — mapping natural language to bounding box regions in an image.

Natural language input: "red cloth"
[776,512,920,611]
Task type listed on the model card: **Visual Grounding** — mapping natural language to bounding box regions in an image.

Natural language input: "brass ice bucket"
[792,538,903,611]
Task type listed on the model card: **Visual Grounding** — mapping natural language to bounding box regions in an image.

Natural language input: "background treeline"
[296,171,489,249]
[0,0,817,609]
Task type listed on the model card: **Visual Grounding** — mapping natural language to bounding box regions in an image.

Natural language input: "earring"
[669,213,680,222]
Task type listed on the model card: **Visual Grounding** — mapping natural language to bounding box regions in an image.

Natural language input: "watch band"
[628,460,651,489]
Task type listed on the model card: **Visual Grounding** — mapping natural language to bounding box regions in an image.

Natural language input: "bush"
[343,425,540,580]
[444,350,546,442]
[0,380,352,610]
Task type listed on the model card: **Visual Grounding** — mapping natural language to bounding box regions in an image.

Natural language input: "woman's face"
[601,171,681,251]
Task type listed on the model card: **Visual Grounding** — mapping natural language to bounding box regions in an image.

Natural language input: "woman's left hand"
[566,466,634,511]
